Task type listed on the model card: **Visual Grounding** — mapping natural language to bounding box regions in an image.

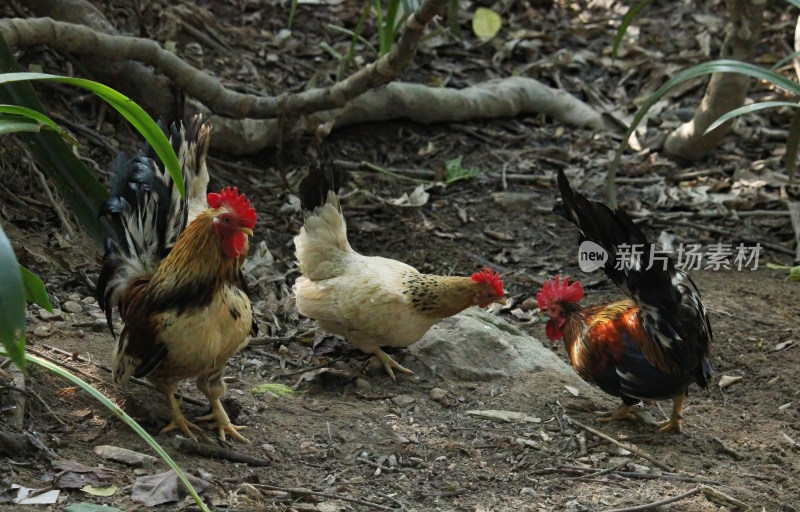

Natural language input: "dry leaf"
[131,470,209,507]
[472,8,502,39]
[466,410,542,423]
[718,375,743,389]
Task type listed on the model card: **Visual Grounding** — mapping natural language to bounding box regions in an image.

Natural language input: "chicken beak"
[239,227,254,236]
[497,298,507,306]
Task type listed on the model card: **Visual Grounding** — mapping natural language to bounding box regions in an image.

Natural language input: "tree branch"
[0,0,448,119]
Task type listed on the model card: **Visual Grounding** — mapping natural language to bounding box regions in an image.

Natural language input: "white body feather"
[293,193,439,355]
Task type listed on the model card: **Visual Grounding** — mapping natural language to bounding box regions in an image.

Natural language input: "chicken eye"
[223,217,230,223]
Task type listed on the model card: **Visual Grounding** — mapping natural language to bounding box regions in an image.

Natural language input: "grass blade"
[612,0,652,60]
[705,101,800,133]
[19,265,53,312]
[0,72,184,198]
[0,37,112,245]
[0,223,27,371]
[0,105,81,146]
[608,59,800,207]
[16,351,211,512]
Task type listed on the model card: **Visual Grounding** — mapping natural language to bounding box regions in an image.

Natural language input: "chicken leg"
[196,371,249,443]
[157,382,202,439]
[374,348,414,381]
[658,394,685,433]
[594,403,636,423]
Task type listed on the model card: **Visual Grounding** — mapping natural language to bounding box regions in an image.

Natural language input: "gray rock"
[391,394,415,407]
[355,378,372,392]
[38,308,64,321]
[407,308,590,386]
[82,296,97,305]
[33,324,54,337]
[63,301,83,314]
[428,387,447,401]
[94,445,157,467]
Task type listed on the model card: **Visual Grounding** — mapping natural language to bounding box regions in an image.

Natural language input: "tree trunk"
[662,0,766,161]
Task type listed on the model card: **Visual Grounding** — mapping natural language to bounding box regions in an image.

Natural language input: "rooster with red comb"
[97,117,258,443]
[538,170,712,433]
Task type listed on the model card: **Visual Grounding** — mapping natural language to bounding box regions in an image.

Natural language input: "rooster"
[292,166,506,380]
[97,116,257,443]
[538,170,712,433]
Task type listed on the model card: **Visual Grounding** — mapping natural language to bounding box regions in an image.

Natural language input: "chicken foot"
[594,404,636,423]
[158,383,202,439]
[374,348,414,381]
[658,394,685,433]
[196,371,249,443]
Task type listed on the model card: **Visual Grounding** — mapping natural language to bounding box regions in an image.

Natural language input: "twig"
[175,439,271,467]
[712,437,745,460]
[27,160,75,237]
[38,344,206,407]
[598,486,703,512]
[255,484,396,510]
[0,382,66,426]
[357,456,396,473]
[251,349,303,368]
[563,415,673,472]
[555,465,719,485]
[271,356,347,379]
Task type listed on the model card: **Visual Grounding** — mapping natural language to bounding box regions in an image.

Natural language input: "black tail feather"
[297,161,345,211]
[555,170,712,380]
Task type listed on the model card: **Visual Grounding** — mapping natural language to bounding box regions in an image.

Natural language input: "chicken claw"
[374,348,414,381]
[195,402,249,443]
[160,414,202,440]
[594,404,636,423]
[658,394,685,434]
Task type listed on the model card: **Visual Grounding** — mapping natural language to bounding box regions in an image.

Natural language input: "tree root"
[190,77,610,154]
[2,2,610,154]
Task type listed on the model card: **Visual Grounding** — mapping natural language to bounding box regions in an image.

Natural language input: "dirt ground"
[2,0,800,510]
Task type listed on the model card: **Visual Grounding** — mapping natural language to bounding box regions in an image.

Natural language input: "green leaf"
[0,37,111,245]
[0,223,26,371]
[770,49,800,71]
[17,351,211,512]
[705,101,800,134]
[0,72,184,198]
[65,503,124,512]
[0,105,81,146]
[251,382,295,396]
[612,0,652,60]
[472,7,502,39]
[785,0,800,10]
[19,265,53,312]
[444,155,482,183]
[607,59,800,207]
[0,117,47,135]
[448,0,463,44]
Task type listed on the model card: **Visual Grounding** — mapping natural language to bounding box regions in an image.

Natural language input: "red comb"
[471,266,504,297]
[207,187,257,228]
[537,275,584,311]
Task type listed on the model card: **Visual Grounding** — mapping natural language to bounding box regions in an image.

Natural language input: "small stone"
[520,487,536,496]
[428,387,447,401]
[388,454,397,467]
[34,323,54,337]
[38,308,64,321]
[391,394,415,407]
[68,293,81,301]
[261,443,275,453]
[629,463,650,474]
[278,344,289,355]
[63,301,83,314]
[355,378,371,392]
[521,297,538,311]
[94,445,157,467]
[438,397,451,407]
[83,296,97,305]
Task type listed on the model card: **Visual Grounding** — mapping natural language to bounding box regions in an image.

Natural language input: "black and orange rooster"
[539,170,712,433]
[97,116,257,443]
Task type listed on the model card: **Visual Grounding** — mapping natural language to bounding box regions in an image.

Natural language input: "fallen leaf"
[81,485,117,497]
[472,8,502,39]
[131,470,209,507]
[466,410,542,423]
[388,185,430,207]
[10,485,60,505]
[564,385,580,396]
[53,460,119,489]
[774,340,796,352]
[718,375,743,389]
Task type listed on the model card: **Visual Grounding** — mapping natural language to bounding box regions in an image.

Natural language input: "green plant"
[0,39,209,512]
[443,155,482,183]
[607,59,800,207]
[766,262,800,281]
